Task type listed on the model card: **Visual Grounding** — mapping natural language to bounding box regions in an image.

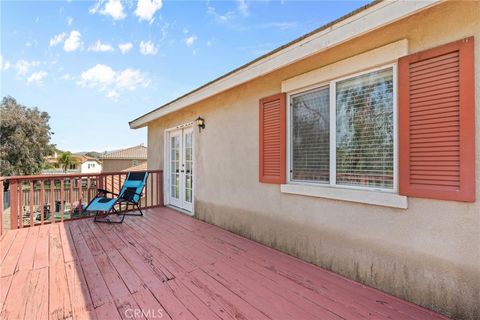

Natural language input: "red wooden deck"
[0,207,448,320]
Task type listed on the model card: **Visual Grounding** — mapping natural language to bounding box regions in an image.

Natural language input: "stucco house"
[77,155,102,173]
[100,144,147,172]
[129,1,478,319]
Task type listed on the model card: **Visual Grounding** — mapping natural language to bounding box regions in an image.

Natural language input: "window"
[289,66,395,191]
[291,87,330,183]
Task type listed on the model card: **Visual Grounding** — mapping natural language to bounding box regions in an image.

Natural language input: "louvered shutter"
[259,93,286,184]
[399,37,475,202]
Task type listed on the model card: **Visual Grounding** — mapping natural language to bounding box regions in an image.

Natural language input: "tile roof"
[122,162,148,172]
[101,144,147,160]
[75,155,102,164]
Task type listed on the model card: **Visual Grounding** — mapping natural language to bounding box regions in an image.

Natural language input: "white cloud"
[64,30,82,52]
[78,64,150,99]
[159,22,169,42]
[206,40,212,47]
[90,0,126,20]
[107,90,119,99]
[0,55,11,71]
[88,40,114,52]
[27,71,48,85]
[207,6,234,23]
[184,35,197,47]
[61,74,73,80]
[116,68,150,90]
[118,42,133,54]
[236,0,249,17]
[139,40,158,55]
[49,32,66,46]
[14,60,40,76]
[67,17,73,26]
[78,64,116,87]
[207,1,250,24]
[135,0,163,22]
[259,22,297,30]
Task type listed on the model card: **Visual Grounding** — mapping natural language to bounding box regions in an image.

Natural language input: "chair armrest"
[97,188,118,196]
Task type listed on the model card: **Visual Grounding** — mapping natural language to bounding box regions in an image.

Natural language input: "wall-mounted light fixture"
[196,116,205,132]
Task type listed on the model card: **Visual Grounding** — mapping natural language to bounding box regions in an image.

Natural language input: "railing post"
[150,172,154,207]
[18,181,24,228]
[10,180,18,230]
[29,181,34,227]
[159,171,164,206]
[78,177,83,215]
[50,179,55,224]
[40,180,45,225]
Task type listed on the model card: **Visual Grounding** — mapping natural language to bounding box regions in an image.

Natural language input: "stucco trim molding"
[281,184,408,209]
[282,39,408,93]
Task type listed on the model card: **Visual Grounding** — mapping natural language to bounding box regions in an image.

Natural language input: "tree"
[58,151,78,173]
[0,96,54,176]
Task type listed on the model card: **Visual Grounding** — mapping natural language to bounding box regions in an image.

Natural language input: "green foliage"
[58,151,78,173]
[0,96,55,176]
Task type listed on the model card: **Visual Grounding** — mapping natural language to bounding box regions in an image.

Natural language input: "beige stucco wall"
[146,2,480,319]
[101,159,146,172]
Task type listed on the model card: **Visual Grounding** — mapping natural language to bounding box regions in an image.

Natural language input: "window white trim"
[281,183,408,209]
[282,39,408,93]
[285,63,401,205]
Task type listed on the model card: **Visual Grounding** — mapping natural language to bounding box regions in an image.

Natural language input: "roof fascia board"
[130,0,442,129]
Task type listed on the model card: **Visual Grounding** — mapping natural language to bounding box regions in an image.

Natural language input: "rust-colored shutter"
[399,37,475,202]
[259,93,286,184]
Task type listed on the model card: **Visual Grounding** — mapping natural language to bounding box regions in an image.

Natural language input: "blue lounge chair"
[84,171,149,223]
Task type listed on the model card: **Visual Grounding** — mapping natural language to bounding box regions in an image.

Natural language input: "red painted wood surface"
[0,207,449,319]
[399,37,475,201]
[259,93,287,184]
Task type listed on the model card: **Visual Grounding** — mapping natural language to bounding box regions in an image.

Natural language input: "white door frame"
[164,122,195,215]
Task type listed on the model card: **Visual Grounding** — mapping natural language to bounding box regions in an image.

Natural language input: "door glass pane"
[184,132,193,203]
[170,135,180,199]
[336,67,394,189]
[291,86,330,183]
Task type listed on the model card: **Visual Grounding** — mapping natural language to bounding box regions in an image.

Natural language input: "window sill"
[280,183,408,209]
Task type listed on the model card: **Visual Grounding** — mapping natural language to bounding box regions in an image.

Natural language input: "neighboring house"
[78,156,102,173]
[129,2,479,319]
[101,144,147,172]
[43,153,102,174]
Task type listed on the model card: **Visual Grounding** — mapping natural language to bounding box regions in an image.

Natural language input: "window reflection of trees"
[336,68,394,188]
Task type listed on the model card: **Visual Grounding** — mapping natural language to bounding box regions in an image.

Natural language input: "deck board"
[0,207,449,320]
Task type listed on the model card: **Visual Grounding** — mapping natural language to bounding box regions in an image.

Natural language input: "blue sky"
[1,0,369,152]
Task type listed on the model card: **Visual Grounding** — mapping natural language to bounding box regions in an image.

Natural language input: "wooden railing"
[0,170,163,235]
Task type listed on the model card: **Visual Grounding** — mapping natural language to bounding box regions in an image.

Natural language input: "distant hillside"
[73,151,104,158]
[85,151,103,158]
